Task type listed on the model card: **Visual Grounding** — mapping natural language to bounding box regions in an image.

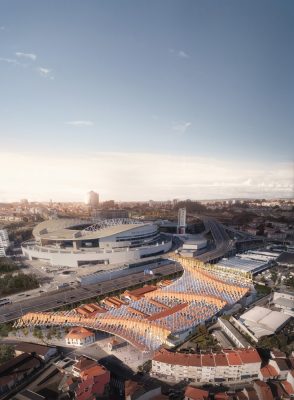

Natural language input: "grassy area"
[180,326,221,352]
[255,284,272,295]
[0,272,39,296]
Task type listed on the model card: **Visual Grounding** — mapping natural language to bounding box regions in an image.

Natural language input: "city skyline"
[0,0,293,201]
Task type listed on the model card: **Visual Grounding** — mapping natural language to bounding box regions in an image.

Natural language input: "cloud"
[37,66,54,79]
[0,57,19,65]
[15,52,37,61]
[0,151,292,202]
[172,121,191,134]
[0,26,5,31]
[66,120,94,127]
[169,48,190,59]
[178,50,189,59]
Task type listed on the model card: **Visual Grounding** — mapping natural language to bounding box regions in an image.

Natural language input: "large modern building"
[22,218,172,267]
[0,228,10,257]
[85,191,99,209]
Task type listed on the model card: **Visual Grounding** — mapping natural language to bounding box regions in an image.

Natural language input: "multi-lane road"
[0,262,182,324]
[196,217,235,263]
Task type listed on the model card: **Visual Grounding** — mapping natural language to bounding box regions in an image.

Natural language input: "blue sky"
[0,0,293,201]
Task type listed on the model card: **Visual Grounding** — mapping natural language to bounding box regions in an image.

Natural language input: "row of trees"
[0,257,20,274]
[0,272,39,296]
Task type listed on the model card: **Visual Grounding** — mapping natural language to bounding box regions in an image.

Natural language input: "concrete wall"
[22,239,172,267]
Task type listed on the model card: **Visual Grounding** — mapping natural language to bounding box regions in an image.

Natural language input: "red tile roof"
[185,386,209,400]
[153,348,261,368]
[260,364,278,378]
[237,348,261,364]
[65,327,94,339]
[201,354,215,367]
[225,350,242,366]
[214,353,229,367]
[253,380,274,400]
[281,380,294,395]
[215,394,230,400]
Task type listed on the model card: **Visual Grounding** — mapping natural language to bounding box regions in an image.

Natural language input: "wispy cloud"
[37,66,54,79]
[0,26,5,31]
[169,48,190,59]
[172,121,191,134]
[0,57,19,65]
[178,50,189,59]
[15,52,37,61]
[66,120,94,127]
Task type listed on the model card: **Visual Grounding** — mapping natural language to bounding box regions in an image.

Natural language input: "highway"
[0,262,182,324]
[196,217,235,263]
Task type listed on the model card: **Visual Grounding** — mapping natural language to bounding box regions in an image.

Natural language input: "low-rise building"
[14,342,57,362]
[272,291,294,317]
[218,317,251,348]
[268,358,292,380]
[0,353,41,395]
[239,306,291,339]
[151,348,261,385]
[125,380,168,400]
[65,327,95,347]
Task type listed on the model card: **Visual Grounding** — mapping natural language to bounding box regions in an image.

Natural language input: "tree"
[0,323,12,338]
[0,344,15,364]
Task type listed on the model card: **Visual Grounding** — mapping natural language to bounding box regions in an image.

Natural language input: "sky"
[0,0,293,202]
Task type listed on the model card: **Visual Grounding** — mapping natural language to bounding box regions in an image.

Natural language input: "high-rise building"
[85,191,99,209]
[177,208,186,234]
[0,228,10,257]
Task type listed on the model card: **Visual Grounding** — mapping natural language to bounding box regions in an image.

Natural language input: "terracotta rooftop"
[214,353,229,367]
[281,380,294,396]
[225,350,242,366]
[124,285,157,298]
[202,353,215,367]
[73,356,96,372]
[185,385,209,400]
[254,380,274,400]
[80,364,108,380]
[244,387,258,400]
[237,348,261,364]
[214,394,230,400]
[153,348,261,368]
[65,327,95,339]
[260,364,278,378]
[147,302,188,321]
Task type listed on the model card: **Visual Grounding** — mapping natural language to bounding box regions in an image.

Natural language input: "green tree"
[0,344,15,364]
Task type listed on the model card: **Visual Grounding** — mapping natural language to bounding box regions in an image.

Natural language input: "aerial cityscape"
[0,1,293,400]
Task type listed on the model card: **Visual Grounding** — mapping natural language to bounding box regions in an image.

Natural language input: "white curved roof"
[33,218,154,241]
